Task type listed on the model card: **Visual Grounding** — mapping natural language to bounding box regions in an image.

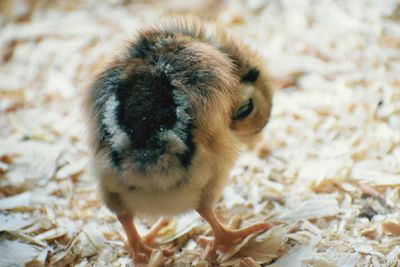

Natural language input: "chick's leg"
[117,214,152,262]
[197,208,272,258]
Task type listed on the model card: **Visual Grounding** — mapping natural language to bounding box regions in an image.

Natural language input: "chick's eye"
[233,98,254,120]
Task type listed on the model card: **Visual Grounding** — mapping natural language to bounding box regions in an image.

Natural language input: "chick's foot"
[197,209,272,260]
[118,215,172,263]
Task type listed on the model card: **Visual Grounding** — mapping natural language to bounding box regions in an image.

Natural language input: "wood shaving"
[382,220,400,236]
[0,238,41,267]
[0,0,399,266]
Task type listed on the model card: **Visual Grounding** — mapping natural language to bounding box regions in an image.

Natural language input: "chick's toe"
[118,214,173,263]
[142,218,170,245]
[197,208,272,260]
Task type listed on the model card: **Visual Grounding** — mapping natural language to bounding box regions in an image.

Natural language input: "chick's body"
[85,19,273,262]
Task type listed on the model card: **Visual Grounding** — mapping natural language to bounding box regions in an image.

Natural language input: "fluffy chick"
[84,18,273,263]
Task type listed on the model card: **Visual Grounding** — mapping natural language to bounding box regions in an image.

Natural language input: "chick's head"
[230,64,273,145]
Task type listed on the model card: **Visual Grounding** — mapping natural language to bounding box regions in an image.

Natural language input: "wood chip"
[382,220,400,236]
[1,0,399,265]
[0,192,32,210]
[0,238,41,267]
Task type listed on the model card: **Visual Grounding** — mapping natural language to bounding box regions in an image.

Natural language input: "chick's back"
[85,21,242,208]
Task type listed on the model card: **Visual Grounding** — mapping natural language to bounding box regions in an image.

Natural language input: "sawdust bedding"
[0,0,400,266]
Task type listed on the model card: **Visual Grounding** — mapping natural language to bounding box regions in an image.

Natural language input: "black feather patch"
[241,68,260,84]
[130,35,155,59]
[99,32,206,171]
[116,66,177,151]
[177,122,196,168]
[110,150,123,170]
[113,61,196,170]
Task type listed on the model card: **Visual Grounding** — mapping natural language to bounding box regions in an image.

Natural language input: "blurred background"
[0,0,399,266]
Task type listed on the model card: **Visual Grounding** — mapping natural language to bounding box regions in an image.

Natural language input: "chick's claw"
[128,240,153,263]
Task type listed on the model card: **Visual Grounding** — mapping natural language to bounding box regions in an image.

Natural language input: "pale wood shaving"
[0,238,41,266]
[0,192,32,210]
[1,0,399,266]
[0,213,35,232]
[220,226,289,266]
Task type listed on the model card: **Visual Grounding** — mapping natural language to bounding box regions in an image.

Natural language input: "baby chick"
[84,18,273,263]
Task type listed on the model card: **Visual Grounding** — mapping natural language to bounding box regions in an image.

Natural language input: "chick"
[84,18,273,263]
